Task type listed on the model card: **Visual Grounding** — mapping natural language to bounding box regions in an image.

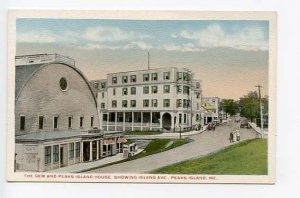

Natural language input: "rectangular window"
[177,72,183,80]
[91,116,94,127]
[152,86,158,94]
[183,72,188,81]
[151,73,158,81]
[196,82,200,89]
[131,87,136,95]
[163,72,170,80]
[122,76,128,83]
[196,92,200,99]
[113,88,116,95]
[130,100,136,107]
[112,100,117,108]
[102,92,105,98]
[103,114,108,121]
[68,116,72,128]
[184,114,187,124]
[183,86,190,94]
[101,103,105,109]
[183,99,187,108]
[80,116,84,128]
[176,99,182,108]
[197,103,199,110]
[187,100,191,108]
[122,88,128,95]
[151,99,158,107]
[75,142,80,158]
[163,99,170,107]
[179,114,182,124]
[94,82,99,88]
[53,116,58,129]
[143,73,149,82]
[38,116,44,129]
[101,82,106,88]
[20,115,25,130]
[143,99,149,107]
[177,85,182,93]
[164,85,170,93]
[69,143,74,159]
[143,86,149,94]
[112,77,117,84]
[122,100,128,108]
[53,145,59,163]
[45,146,51,164]
[130,75,136,83]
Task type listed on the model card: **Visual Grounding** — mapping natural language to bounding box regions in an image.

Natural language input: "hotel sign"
[24,145,38,154]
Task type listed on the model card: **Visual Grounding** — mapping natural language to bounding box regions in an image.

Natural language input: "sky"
[16,19,269,99]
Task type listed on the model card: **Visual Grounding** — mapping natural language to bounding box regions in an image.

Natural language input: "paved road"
[86,121,258,173]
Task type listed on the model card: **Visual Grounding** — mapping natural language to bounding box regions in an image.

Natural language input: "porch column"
[58,144,61,168]
[107,113,109,131]
[67,143,70,166]
[50,145,53,170]
[80,142,83,162]
[132,112,134,131]
[100,139,103,158]
[141,112,143,131]
[96,141,99,160]
[89,141,93,161]
[171,113,175,132]
[123,112,125,131]
[160,112,163,131]
[115,112,117,131]
[150,111,153,130]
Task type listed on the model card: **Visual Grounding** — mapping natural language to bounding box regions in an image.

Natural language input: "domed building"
[15,54,125,172]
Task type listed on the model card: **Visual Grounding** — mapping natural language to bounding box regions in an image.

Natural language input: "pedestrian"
[229,132,233,143]
[233,131,237,142]
[237,131,240,141]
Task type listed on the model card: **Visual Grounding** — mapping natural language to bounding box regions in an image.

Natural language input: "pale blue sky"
[16,19,269,99]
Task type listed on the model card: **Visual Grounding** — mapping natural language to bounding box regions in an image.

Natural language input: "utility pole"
[255,85,264,138]
[147,51,150,70]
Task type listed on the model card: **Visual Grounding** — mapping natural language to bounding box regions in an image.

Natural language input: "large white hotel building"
[91,67,203,132]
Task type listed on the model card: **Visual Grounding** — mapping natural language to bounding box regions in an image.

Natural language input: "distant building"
[91,67,203,132]
[15,54,125,172]
[201,97,220,124]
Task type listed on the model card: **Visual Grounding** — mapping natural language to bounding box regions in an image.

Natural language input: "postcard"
[7,10,276,183]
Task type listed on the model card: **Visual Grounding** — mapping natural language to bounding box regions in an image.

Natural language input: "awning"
[104,138,115,145]
[117,137,127,143]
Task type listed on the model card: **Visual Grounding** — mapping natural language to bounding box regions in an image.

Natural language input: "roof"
[15,130,104,143]
[15,54,75,98]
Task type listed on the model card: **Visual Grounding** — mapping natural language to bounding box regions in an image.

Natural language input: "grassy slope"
[151,138,267,175]
[129,139,187,160]
[82,139,188,172]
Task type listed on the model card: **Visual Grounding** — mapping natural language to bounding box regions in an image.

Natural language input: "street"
[86,121,258,173]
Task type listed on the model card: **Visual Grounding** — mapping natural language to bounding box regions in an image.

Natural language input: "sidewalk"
[126,126,207,140]
[248,122,268,138]
[47,149,144,173]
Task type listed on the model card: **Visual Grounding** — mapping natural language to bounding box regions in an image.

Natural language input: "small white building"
[201,97,220,124]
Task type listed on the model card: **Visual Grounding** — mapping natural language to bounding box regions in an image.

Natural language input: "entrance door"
[162,113,172,131]
[107,145,112,156]
[83,142,90,162]
[60,144,67,167]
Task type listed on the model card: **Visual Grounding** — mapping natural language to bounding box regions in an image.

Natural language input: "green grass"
[129,139,188,160]
[81,138,189,173]
[151,138,267,175]
[125,131,162,135]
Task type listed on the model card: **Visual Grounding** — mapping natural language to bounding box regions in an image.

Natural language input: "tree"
[220,99,239,118]
[239,91,268,123]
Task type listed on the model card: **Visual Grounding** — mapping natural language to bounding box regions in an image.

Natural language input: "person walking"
[233,131,237,142]
[229,132,234,143]
[236,131,240,141]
